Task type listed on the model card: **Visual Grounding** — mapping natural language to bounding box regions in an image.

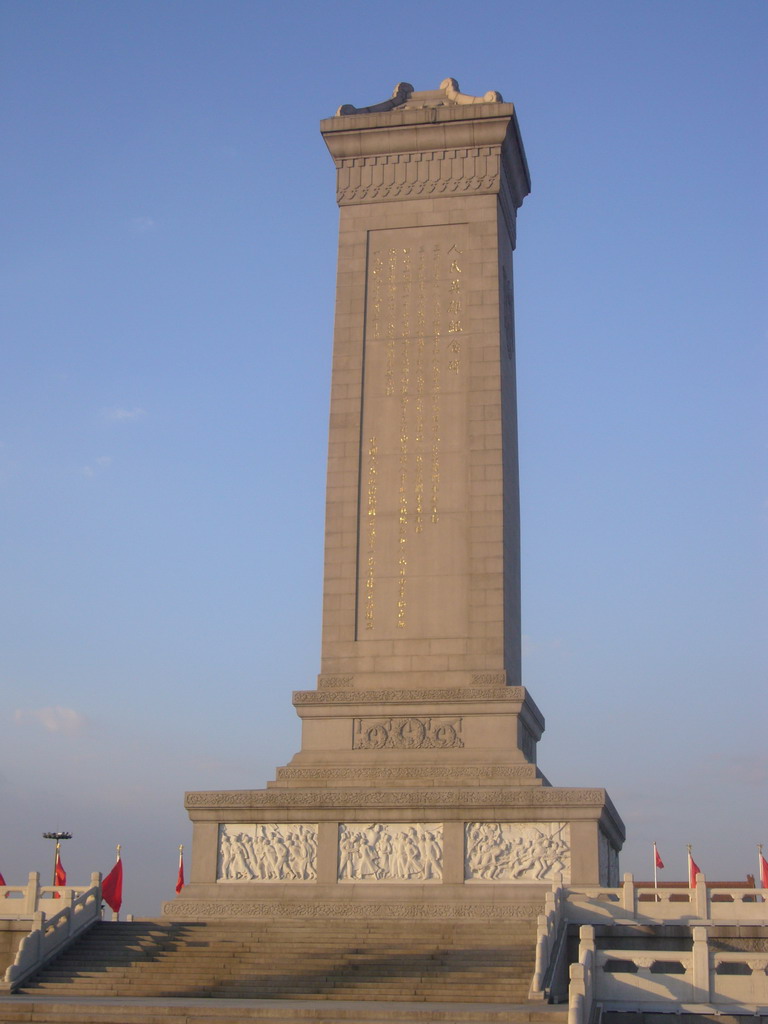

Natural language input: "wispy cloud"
[104,407,146,422]
[129,216,155,234]
[82,455,112,477]
[14,706,90,735]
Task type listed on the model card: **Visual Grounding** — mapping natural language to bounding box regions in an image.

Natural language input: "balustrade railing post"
[622,872,635,914]
[24,873,40,915]
[691,925,710,1001]
[694,874,708,918]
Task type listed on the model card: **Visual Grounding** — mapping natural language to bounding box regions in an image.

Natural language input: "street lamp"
[42,832,72,887]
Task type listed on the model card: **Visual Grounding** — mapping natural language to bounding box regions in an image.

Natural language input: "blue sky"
[1,0,765,915]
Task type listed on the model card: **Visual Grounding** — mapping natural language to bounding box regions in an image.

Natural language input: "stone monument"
[165,79,624,921]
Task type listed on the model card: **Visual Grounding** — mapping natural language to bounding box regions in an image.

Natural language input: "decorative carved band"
[465,823,570,883]
[275,765,538,783]
[186,787,605,809]
[335,148,500,206]
[293,686,526,705]
[339,824,443,882]
[353,717,463,750]
[163,900,541,920]
[470,673,508,687]
[317,676,354,689]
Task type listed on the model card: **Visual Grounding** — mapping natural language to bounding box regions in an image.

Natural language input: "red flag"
[52,849,66,898]
[688,850,701,888]
[175,849,184,894]
[760,852,768,890]
[654,844,664,869]
[0,871,6,886]
[102,855,123,914]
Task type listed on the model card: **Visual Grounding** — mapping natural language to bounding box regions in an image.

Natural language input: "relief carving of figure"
[217,824,318,882]
[338,824,443,882]
[465,823,570,883]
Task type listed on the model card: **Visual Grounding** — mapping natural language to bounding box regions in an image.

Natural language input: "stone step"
[0,996,568,1024]
[18,918,539,1004]
[22,976,533,991]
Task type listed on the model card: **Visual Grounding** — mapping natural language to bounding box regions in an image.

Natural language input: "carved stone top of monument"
[336,79,504,117]
[322,78,529,212]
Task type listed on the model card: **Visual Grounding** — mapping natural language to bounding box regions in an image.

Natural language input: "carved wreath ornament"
[353,717,463,750]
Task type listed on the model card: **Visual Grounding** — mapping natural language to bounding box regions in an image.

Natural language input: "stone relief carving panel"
[465,823,570,883]
[338,824,443,882]
[353,717,463,750]
[217,824,317,882]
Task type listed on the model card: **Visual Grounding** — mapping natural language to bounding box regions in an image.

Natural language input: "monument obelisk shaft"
[319,86,529,692]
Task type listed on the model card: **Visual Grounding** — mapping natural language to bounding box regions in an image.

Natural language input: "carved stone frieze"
[275,765,537,783]
[353,717,463,750]
[293,686,526,705]
[465,823,570,883]
[217,824,317,882]
[186,787,605,809]
[335,148,500,206]
[163,900,542,920]
[470,673,508,687]
[317,676,353,689]
[338,824,443,882]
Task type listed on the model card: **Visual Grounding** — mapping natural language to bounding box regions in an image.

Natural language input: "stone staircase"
[0,917,563,1022]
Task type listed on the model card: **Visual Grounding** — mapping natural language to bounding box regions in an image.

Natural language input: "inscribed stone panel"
[358,225,470,639]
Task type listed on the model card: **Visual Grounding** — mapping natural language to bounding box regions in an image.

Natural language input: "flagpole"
[653,842,658,891]
[113,844,121,920]
[687,843,693,889]
[759,843,764,896]
[176,844,185,895]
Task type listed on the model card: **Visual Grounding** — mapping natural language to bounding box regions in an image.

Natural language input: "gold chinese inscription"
[365,436,378,630]
[361,227,468,636]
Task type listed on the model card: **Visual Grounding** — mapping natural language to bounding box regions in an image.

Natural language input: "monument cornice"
[185,786,608,810]
[321,109,519,160]
[295,686,528,704]
[273,764,541,784]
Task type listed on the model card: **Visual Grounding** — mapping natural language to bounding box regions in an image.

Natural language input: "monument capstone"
[165,79,625,920]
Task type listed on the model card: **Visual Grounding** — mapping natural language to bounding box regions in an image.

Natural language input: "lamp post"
[42,831,72,886]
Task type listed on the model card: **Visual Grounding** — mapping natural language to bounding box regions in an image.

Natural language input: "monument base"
[164,687,624,919]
